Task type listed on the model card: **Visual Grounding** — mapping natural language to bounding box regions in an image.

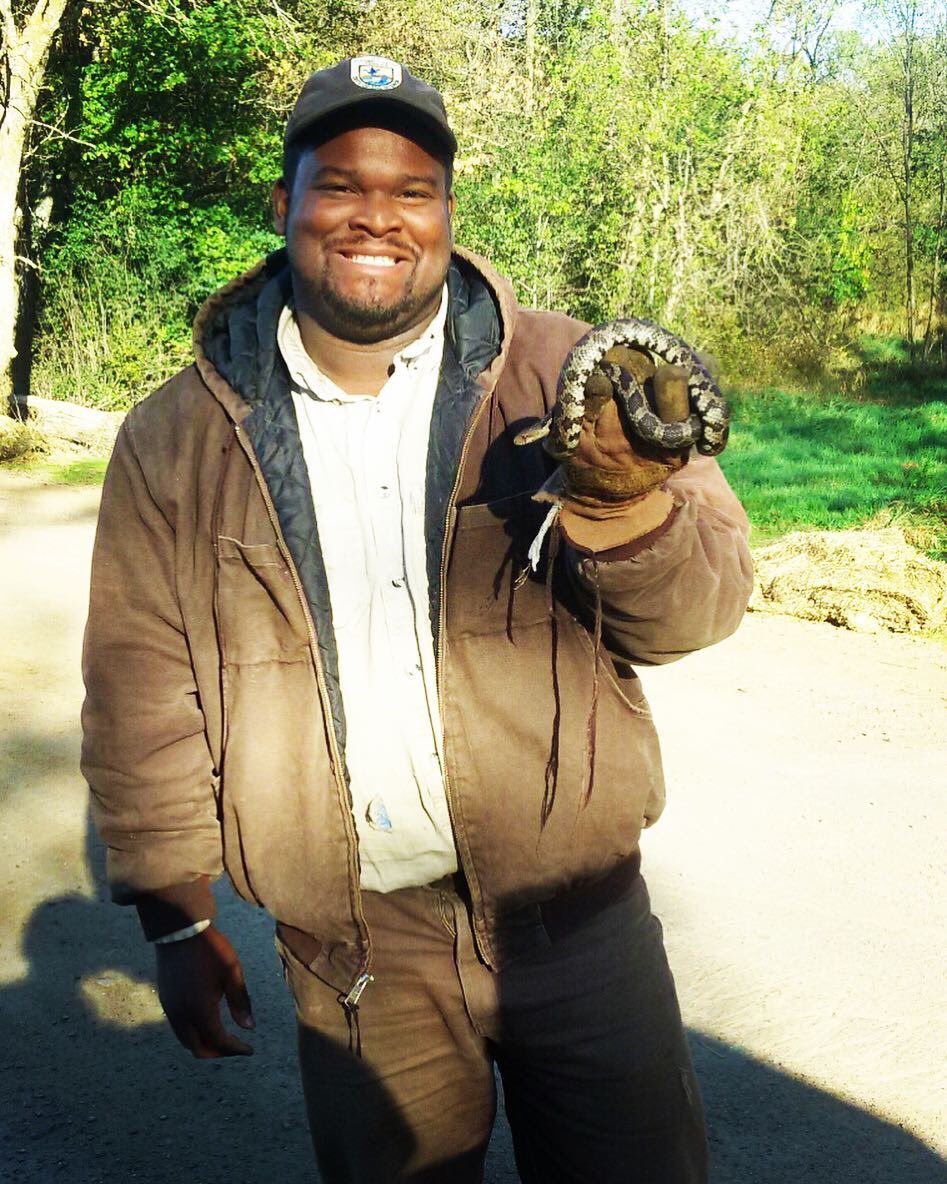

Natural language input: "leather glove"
[538,346,691,552]
[559,345,690,506]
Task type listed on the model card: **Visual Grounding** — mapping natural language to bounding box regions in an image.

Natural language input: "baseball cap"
[284,56,457,159]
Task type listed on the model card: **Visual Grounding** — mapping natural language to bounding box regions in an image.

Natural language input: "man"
[82,55,752,1183]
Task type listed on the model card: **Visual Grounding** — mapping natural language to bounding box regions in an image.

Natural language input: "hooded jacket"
[82,247,753,994]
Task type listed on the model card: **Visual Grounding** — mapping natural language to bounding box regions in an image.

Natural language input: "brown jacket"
[82,247,752,993]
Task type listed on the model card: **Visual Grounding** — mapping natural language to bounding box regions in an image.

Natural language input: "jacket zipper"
[232,423,373,994]
[436,391,496,969]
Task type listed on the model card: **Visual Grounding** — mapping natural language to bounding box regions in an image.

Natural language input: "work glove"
[558,345,690,507]
[534,346,691,553]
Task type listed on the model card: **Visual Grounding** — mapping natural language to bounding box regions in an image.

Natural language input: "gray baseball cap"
[284,56,457,158]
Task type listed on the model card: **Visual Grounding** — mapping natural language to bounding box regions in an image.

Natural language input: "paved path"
[1,471,944,1182]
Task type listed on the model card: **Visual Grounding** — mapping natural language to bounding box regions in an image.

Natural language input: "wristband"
[152,919,212,945]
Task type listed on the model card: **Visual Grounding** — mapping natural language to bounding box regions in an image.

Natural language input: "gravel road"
[1,470,945,1183]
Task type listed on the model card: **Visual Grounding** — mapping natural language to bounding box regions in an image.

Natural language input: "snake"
[513,319,730,457]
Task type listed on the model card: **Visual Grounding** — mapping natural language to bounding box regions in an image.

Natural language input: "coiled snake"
[513,319,730,457]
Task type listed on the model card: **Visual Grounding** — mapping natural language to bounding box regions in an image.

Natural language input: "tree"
[29,0,355,407]
[861,0,944,359]
[918,7,947,356]
[0,0,69,405]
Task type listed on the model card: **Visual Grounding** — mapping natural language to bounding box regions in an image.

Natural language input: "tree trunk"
[0,94,28,410]
[10,393,123,448]
[896,0,918,362]
[923,156,945,356]
[0,0,70,408]
[902,72,916,358]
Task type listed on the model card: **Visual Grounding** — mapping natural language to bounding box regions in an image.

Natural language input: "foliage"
[31,253,194,408]
[40,0,289,305]
[0,417,49,463]
[720,388,947,556]
[16,0,947,411]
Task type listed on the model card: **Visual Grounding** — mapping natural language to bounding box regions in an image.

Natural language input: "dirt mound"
[750,528,947,634]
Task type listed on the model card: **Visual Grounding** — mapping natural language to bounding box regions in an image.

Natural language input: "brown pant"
[276,875,707,1184]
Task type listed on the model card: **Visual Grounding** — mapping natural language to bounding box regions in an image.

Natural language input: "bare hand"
[155,926,255,1058]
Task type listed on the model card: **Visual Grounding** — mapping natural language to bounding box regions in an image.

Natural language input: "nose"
[350,190,403,236]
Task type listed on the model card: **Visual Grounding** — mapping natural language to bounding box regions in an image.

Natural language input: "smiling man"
[82,56,753,1184]
[276,120,454,352]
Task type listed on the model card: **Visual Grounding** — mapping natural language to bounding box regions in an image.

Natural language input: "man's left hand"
[560,345,690,508]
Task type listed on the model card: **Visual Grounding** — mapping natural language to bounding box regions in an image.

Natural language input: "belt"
[278,853,643,973]
[537,853,642,942]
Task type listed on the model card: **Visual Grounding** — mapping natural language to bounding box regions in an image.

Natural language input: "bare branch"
[27,117,94,148]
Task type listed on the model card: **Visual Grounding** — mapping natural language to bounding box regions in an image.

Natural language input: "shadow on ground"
[3,846,944,1183]
[851,338,947,404]
[691,1035,945,1183]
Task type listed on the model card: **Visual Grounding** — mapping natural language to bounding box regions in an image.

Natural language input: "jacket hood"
[192,245,518,417]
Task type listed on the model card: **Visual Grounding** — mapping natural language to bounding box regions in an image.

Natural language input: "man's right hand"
[155,926,255,1058]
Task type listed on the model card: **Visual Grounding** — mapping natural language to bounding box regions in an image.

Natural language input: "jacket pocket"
[448,492,551,636]
[575,629,653,718]
[215,536,310,666]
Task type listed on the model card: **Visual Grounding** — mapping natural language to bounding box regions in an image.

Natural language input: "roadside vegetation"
[1,0,944,556]
[721,385,947,558]
[0,418,49,464]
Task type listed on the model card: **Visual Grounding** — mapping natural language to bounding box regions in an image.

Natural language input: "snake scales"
[513,319,730,458]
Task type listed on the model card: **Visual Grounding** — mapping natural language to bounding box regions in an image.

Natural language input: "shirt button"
[391,578,404,588]
[379,485,391,498]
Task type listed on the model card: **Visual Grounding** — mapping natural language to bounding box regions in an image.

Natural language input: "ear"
[272,179,289,235]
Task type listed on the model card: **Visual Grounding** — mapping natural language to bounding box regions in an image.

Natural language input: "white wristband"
[152,919,212,945]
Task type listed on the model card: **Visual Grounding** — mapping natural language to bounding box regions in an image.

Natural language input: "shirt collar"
[277,286,448,403]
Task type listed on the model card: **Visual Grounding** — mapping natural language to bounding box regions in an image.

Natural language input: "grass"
[0,419,49,463]
[719,388,947,558]
[40,458,110,485]
[852,336,947,403]
[1,455,109,485]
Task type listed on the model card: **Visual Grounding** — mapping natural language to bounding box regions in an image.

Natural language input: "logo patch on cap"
[351,56,403,91]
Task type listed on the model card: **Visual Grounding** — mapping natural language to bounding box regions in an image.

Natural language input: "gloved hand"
[558,345,690,507]
[539,346,691,552]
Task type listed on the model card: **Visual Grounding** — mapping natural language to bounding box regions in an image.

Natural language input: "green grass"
[42,458,110,485]
[1,455,110,484]
[853,336,947,402]
[719,388,947,557]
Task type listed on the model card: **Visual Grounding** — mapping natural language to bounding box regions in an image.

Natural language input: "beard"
[291,238,447,345]
[310,272,443,344]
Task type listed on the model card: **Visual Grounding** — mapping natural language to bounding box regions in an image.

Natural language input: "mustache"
[327,236,419,262]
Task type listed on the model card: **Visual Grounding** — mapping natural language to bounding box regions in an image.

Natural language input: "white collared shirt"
[278,293,458,893]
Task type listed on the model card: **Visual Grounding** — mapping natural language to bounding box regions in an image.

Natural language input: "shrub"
[0,416,50,462]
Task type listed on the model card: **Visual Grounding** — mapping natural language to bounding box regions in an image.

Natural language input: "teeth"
[348,254,397,267]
